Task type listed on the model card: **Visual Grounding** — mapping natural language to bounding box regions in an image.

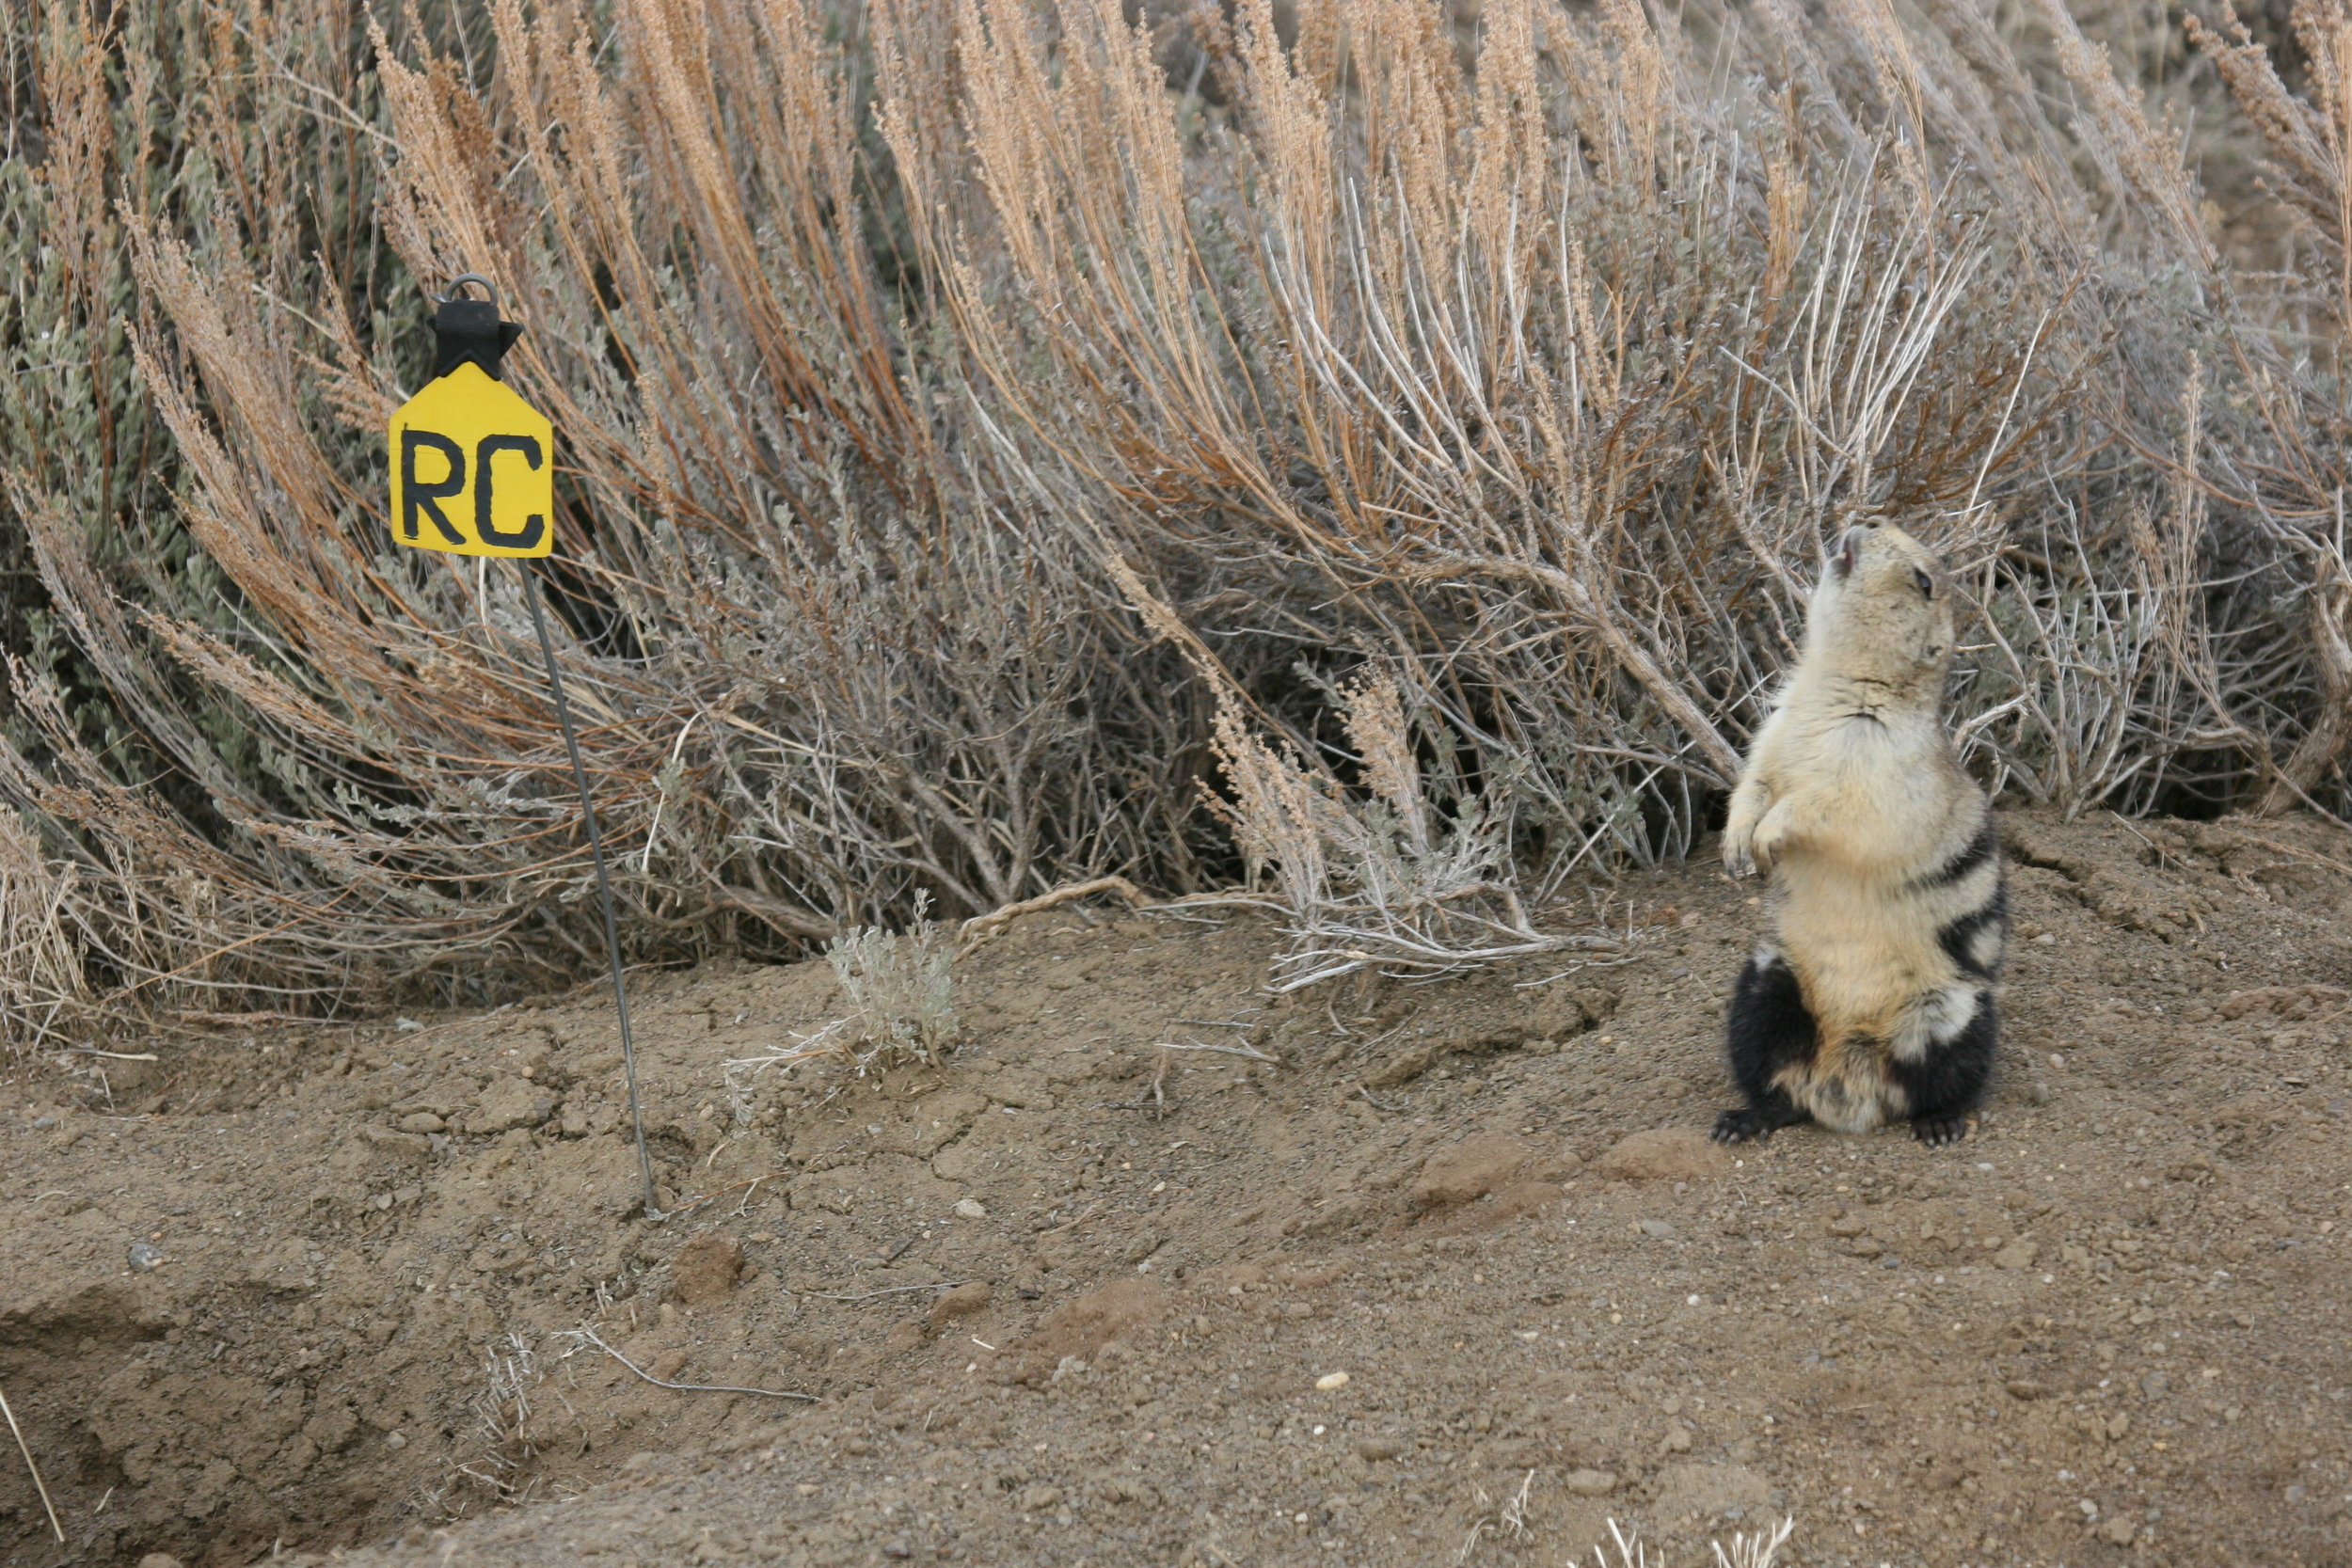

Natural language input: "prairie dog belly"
[1774,862,1952,1039]
[1768,861,1957,1132]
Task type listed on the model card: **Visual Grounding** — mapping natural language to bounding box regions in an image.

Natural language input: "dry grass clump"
[0,810,87,1054]
[463,1331,550,1501]
[1,0,2348,1039]
[1708,1516,1796,1568]
[1203,668,1630,990]
[1524,1514,1793,1568]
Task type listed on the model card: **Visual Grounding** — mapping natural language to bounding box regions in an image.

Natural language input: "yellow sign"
[386,362,554,557]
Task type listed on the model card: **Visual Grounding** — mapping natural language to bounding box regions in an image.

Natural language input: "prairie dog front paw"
[1723,832,1758,879]
[1748,798,1799,874]
[1721,782,1769,879]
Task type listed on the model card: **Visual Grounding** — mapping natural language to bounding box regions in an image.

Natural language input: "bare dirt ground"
[3,809,2349,1568]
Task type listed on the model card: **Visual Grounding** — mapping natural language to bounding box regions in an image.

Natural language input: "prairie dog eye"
[1913,567,1934,599]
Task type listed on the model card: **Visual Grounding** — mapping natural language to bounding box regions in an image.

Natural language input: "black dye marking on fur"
[1915,818,1998,890]
[1717,952,1820,1143]
[1887,988,1997,1145]
[1936,879,2010,980]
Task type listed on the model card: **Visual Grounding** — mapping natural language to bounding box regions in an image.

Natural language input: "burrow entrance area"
[0,954,900,1566]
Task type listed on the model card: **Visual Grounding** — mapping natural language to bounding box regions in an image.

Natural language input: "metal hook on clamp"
[436,272,500,310]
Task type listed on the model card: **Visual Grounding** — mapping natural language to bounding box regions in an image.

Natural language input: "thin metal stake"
[0,1382,63,1544]
[526,576,660,1219]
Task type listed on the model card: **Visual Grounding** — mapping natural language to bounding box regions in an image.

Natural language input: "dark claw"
[1712,1107,1773,1144]
[1912,1113,1970,1147]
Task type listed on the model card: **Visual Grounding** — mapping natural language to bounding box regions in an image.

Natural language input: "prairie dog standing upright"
[1714,522,2007,1147]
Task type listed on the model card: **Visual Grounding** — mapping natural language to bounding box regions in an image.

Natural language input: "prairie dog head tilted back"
[1801,522,1955,705]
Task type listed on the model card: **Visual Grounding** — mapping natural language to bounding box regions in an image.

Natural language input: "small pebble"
[1564,1469,1618,1496]
[953,1198,988,1220]
[385,1432,407,1449]
[1639,1219,1675,1237]
[1315,1370,1350,1391]
[126,1241,165,1272]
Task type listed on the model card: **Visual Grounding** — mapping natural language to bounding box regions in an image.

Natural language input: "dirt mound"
[2,810,2348,1566]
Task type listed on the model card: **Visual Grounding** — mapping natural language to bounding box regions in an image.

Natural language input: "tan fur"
[1722,524,2000,1132]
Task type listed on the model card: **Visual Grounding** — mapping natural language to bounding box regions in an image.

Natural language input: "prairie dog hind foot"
[1711,1101,1805,1144]
[1910,1110,1971,1147]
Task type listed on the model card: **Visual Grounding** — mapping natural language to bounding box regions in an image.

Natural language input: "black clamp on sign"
[430,272,526,380]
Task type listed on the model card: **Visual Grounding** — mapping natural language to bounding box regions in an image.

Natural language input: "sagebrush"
[2,0,2347,1037]
[827,906,961,1065]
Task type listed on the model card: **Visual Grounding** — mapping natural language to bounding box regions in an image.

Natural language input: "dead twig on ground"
[1105,1053,1172,1116]
[960,877,1151,953]
[664,1171,796,1220]
[2212,828,2352,882]
[1154,1039,1279,1063]
[1500,1468,1534,1539]
[558,1327,817,1402]
[804,1281,974,1302]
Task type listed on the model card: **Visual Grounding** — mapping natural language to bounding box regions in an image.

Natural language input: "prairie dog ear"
[1833,525,1870,578]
